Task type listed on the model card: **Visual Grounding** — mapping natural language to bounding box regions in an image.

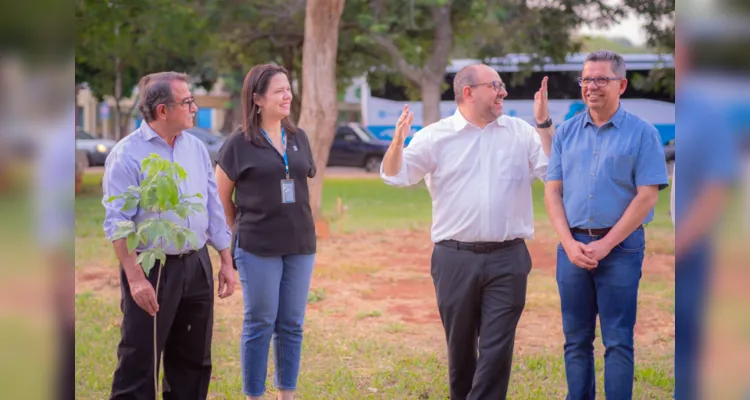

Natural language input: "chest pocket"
[605,153,636,185]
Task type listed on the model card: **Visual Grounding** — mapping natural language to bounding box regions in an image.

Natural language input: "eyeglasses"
[468,81,506,92]
[163,97,196,109]
[176,97,196,107]
[577,77,623,88]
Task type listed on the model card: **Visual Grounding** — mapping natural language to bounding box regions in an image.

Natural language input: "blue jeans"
[234,244,315,397]
[556,227,645,400]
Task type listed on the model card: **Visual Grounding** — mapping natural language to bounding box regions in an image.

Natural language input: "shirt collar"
[140,120,184,144]
[451,108,505,132]
[584,102,626,128]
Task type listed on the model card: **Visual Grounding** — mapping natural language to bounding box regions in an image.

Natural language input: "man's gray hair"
[137,71,190,122]
[585,50,627,78]
[453,64,481,104]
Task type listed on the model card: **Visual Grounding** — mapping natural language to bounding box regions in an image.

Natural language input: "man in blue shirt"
[544,50,669,399]
[102,72,237,399]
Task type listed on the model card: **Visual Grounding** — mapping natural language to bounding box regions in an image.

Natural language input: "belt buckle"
[588,228,593,236]
[474,243,489,254]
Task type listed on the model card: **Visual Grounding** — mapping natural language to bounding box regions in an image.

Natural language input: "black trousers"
[431,239,532,400]
[110,246,214,400]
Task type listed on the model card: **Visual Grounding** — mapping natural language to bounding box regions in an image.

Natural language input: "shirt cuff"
[380,160,410,186]
[209,230,232,252]
[636,176,670,190]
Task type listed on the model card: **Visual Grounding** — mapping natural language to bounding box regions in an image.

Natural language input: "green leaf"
[126,232,140,253]
[175,231,186,253]
[122,196,139,211]
[141,188,159,211]
[137,251,156,277]
[172,163,187,181]
[174,204,190,220]
[140,228,150,246]
[111,221,135,240]
[136,219,155,237]
[182,230,199,250]
[155,176,179,211]
[186,201,206,214]
[153,248,166,270]
[148,221,169,245]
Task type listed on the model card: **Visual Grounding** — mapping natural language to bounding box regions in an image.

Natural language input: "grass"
[75,171,675,399]
[75,292,673,399]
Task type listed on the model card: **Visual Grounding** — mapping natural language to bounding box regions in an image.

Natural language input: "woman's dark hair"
[241,63,299,145]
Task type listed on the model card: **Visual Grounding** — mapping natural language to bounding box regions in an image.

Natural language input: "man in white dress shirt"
[381,64,554,399]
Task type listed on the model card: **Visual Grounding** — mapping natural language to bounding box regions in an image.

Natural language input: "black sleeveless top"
[216,128,317,263]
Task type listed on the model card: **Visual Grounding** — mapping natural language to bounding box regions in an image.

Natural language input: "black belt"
[166,248,199,260]
[570,227,612,236]
[570,225,646,236]
[437,238,523,254]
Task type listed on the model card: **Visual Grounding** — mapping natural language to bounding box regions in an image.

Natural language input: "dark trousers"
[110,246,214,400]
[556,228,645,400]
[430,239,532,400]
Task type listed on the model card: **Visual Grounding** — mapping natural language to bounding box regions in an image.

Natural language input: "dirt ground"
[76,228,676,357]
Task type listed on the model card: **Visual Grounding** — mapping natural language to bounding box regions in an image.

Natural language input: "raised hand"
[533,76,550,124]
[394,104,414,143]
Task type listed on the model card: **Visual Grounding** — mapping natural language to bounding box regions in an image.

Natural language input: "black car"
[327,123,390,172]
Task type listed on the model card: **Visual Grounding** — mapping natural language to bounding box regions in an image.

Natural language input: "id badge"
[281,179,296,203]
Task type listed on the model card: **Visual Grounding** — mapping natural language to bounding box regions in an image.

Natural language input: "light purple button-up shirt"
[102,121,231,255]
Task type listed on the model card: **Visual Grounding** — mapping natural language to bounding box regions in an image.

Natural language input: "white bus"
[352,53,675,146]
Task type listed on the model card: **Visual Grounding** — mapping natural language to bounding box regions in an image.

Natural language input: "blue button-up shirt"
[102,121,231,255]
[546,104,669,229]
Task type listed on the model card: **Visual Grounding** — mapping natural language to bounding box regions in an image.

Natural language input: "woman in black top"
[215,63,316,400]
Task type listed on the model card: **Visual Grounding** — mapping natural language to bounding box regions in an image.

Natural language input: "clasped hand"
[562,239,614,269]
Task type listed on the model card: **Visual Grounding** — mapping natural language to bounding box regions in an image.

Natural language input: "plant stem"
[154,262,163,399]
[154,211,164,399]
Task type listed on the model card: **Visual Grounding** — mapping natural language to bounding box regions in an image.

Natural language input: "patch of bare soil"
[76,227,675,356]
[75,266,121,297]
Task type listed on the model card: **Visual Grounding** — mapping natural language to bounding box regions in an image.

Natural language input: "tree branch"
[371,34,424,84]
[426,0,454,79]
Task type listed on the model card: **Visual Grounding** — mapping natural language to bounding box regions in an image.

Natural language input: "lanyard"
[261,128,289,179]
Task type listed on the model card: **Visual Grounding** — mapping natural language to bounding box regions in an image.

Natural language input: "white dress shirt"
[381,109,549,243]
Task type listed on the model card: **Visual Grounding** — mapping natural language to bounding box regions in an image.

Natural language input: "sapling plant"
[106,153,206,398]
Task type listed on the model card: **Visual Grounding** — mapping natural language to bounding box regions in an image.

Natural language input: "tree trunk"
[119,104,135,139]
[420,78,443,127]
[297,0,345,232]
[283,46,303,124]
[221,91,241,134]
[370,1,453,129]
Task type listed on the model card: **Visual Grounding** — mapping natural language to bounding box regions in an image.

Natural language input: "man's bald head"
[453,64,497,104]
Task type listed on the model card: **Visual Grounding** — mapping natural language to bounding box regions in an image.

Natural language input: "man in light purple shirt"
[102,71,236,400]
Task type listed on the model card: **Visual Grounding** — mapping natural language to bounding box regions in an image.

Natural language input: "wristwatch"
[536,118,553,128]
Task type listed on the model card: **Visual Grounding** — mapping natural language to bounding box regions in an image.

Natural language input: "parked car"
[184,127,226,165]
[328,123,390,172]
[75,128,117,166]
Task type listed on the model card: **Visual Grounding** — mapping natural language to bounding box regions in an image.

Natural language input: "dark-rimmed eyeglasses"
[577,77,623,88]
[164,97,196,109]
[468,81,506,92]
